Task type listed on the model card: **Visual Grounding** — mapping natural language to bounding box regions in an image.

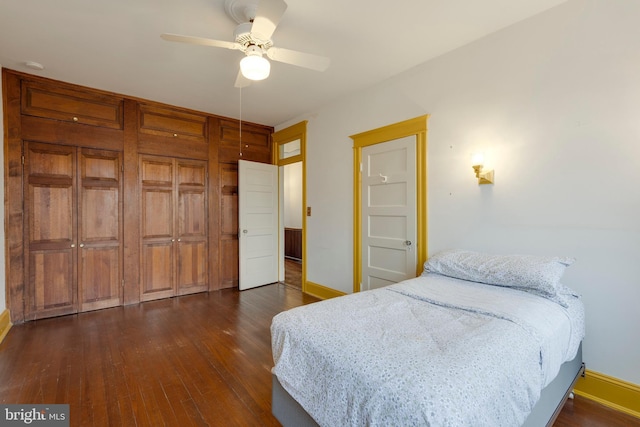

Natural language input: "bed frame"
[272,344,584,427]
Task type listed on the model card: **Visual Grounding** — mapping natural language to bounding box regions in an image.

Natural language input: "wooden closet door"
[78,148,123,311]
[139,155,209,300]
[140,156,175,301]
[24,142,77,319]
[24,143,124,319]
[176,159,208,295]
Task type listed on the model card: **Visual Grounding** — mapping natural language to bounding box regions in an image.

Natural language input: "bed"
[271,250,585,427]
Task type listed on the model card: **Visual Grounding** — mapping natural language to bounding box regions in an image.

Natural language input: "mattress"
[271,274,585,427]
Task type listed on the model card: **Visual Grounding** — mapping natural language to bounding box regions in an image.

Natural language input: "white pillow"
[423,249,574,303]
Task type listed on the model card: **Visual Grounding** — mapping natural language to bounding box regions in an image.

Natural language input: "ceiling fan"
[161,0,330,87]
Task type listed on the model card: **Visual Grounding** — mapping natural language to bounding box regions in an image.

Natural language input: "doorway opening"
[273,121,307,292]
[282,161,303,288]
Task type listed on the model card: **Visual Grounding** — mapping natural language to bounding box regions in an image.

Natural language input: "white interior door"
[239,160,279,290]
[361,136,417,291]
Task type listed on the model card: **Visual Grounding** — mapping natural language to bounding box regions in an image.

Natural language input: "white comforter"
[271,274,584,427]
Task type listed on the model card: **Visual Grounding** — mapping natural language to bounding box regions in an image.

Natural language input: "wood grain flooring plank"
[114,397,138,427]
[177,398,209,427]
[127,386,154,427]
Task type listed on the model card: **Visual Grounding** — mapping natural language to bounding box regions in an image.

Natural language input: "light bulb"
[240,55,270,81]
[471,152,484,167]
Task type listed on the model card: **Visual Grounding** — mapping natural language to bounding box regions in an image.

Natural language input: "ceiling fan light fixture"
[240,52,271,81]
[162,0,329,86]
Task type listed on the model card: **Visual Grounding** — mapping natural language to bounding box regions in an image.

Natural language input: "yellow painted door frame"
[273,121,307,293]
[350,115,429,293]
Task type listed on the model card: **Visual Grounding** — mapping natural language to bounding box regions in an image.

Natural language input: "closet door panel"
[141,191,174,301]
[177,241,207,293]
[142,189,173,237]
[220,239,238,288]
[24,142,77,319]
[176,160,208,295]
[20,115,124,151]
[140,163,175,301]
[81,187,119,240]
[79,247,120,309]
[141,243,174,301]
[179,191,206,235]
[21,79,124,129]
[30,185,73,242]
[30,251,74,312]
[78,149,122,311]
[138,103,207,142]
[218,120,272,164]
[141,157,173,186]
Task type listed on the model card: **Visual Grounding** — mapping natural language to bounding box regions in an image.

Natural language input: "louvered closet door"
[140,155,208,301]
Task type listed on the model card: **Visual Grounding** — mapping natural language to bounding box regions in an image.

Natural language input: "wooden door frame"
[272,121,306,293]
[350,115,429,293]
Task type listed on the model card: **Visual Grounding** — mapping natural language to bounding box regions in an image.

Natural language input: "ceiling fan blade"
[161,33,242,51]
[266,47,330,72]
[251,0,287,41]
[234,70,252,88]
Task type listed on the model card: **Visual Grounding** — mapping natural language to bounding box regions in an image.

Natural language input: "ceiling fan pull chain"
[239,86,243,158]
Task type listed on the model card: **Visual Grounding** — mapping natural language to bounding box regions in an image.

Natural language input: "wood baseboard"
[0,310,12,344]
[574,369,640,419]
[304,281,346,300]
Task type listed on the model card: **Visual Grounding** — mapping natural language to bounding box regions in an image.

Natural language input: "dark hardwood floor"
[555,394,640,427]
[284,258,302,289]
[0,284,638,426]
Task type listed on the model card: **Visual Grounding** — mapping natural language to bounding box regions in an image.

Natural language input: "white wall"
[277,0,640,385]
[0,64,6,313]
[283,162,303,229]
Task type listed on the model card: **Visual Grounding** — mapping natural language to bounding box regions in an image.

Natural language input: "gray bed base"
[272,344,584,427]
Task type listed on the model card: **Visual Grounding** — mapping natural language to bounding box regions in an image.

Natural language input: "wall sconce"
[471,152,494,185]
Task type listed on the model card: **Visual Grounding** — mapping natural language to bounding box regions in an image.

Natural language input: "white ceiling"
[0,0,567,126]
